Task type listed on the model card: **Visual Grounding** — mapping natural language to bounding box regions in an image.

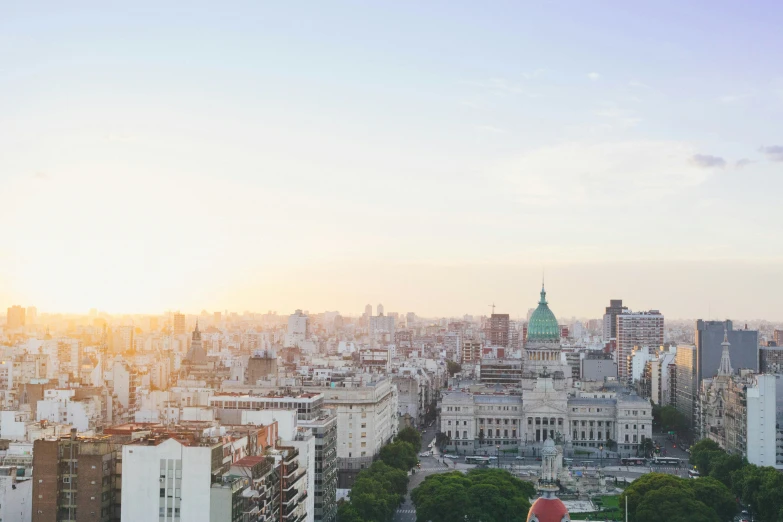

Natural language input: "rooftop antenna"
[489,303,496,315]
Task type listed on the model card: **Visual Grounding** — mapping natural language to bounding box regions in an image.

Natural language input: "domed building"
[527,439,571,522]
[525,284,568,380]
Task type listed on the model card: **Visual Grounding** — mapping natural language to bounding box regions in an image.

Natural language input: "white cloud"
[588,72,601,81]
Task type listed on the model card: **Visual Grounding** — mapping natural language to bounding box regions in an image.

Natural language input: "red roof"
[526,496,570,522]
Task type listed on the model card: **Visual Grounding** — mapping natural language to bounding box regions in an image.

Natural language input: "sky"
[1,1,782,319]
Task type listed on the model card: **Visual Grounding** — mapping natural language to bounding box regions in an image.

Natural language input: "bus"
[621,458,647,466]
[465,456,491,465]
[651,457,680,466]
[688,469,700,478]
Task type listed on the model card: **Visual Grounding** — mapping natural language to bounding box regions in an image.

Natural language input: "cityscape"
[2,2,783,522]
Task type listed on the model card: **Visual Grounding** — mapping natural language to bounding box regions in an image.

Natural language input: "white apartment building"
[121,437,221,522]
[616,311,664,384]
[746,374,783,469]
[286,310,309,348]
[36,389,103,433]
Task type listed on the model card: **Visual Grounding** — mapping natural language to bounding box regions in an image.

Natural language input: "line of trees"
[621,438,783,522]
[411,468,536,522]
[688,439,783,522]
[336,429,421,522]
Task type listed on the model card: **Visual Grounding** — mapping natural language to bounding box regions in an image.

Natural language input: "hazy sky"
[2,2,782,319]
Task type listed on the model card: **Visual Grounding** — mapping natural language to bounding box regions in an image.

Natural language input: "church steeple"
[718,326,733,376]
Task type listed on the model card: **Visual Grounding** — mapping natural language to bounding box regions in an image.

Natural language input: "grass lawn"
[569,495,621,520]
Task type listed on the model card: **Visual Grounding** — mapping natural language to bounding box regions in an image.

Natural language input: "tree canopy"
[336,460,410,522]
[411,468,536,522]
[652,405,689,435]
[397,427,422,450]
[379,440,418,471]
[446,360,462,376]
[620,472,735,522]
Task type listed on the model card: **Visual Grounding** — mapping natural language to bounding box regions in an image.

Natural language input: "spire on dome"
[718,325,733,376]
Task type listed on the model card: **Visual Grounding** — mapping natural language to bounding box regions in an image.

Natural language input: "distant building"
[461,340,482,364]
[173,312,186,335]
[486,313,510,348]
[616,310,664,384]
[286,309,309,348]
[26,306,37,325]
[479,359,523,385]
[674,345,698,428]
[580,352,617,381]
[695,320,758,383]
[6,306,25,330]
[760,346,783,373]
[602,299,627,341]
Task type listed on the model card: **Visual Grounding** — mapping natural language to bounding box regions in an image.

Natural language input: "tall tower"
[717,328,733,376]
[377,303,384,316]
[184,322,206,363]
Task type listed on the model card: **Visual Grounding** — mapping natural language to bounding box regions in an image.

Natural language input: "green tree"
[379,440,418,471]
[655,405,689,435]
[397,427,422,450]
[707,452,743,487]
[689,439,722,474]
[605,438,617,452]
[635,486,718,522]
[350,475,400,522]
[336,501,364,522]
[731,464,783,522]
[435,432,451,450]
[620,472,685,520]
[363,461,409,498]
[446,360,462,376]
[639,438,655,458]
[411,468,534,522]
[689,477,737,522]
[478,428,485,445]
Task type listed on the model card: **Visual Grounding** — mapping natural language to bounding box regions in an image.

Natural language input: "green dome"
[527,285,560,341]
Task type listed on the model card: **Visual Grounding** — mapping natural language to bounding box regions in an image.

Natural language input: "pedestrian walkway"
[396,509,416,514]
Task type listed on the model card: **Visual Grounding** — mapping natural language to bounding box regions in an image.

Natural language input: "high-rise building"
[602,299,627,341]
[760,346,783,373]
[774,329,783,347]
[695,320,758,385]
[616,310,664,384]
[173,312,186,335]
[286,309,309,348]
[32,432,119,522]
[486,313,510,348]
[461,340,482,364]
[6,305,25,330]
[405,312,416,328]
[674,345,698,428]
[26,306,37,325]
[376,303,384,316]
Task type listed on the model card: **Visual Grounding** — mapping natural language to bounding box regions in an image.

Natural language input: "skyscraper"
[26,306,37,325]
[486,313,510,348]
[675,344,698,429]
[376,303,384,316]
[602,299,627,341]
[616,310,664,384]
[6,305,25,330]
[173,312,186,335]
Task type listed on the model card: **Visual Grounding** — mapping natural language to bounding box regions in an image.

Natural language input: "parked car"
[515,456,526,460]
[419,451,431,457]
[443,454,459,459]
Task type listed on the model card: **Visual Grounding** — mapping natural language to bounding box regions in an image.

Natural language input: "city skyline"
[2,2,782,318]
